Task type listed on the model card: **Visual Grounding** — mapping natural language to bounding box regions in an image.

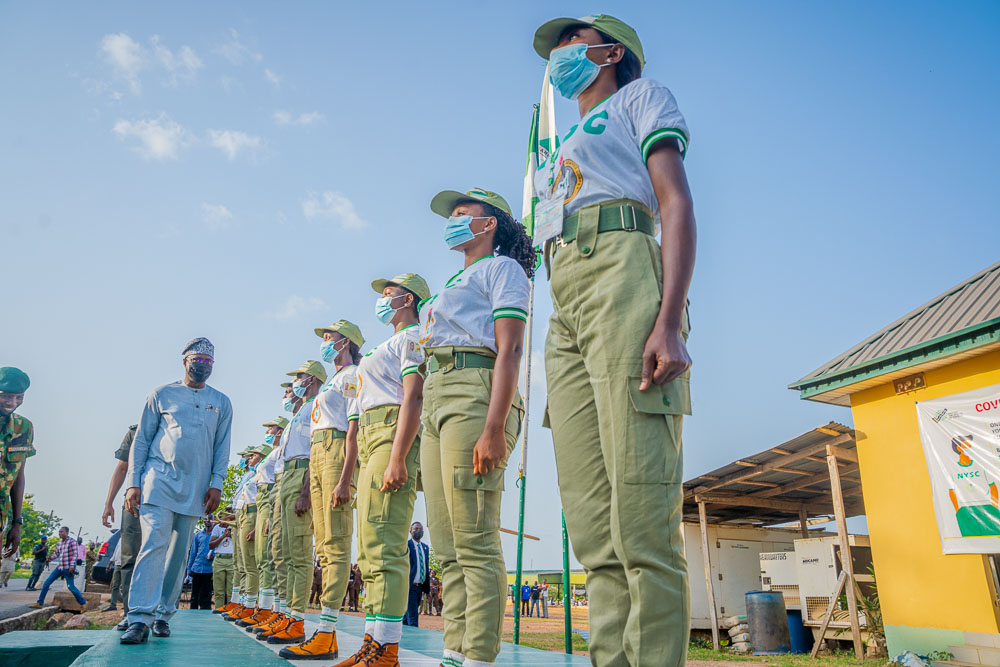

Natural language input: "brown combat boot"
[331,634,375,666]
[363,641,399,667]
[267,618,305,644]
[278,630,338,659]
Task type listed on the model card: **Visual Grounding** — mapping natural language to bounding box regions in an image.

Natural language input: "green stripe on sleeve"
[642,127,688,161]
[493,307,528,322]
[401,366,420,378]
[347,414,359,422]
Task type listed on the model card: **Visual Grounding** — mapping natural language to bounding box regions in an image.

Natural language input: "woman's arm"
[333,421,359,507]
[381,373,424,492]
[474,318,525,475]
[641,143,696,390]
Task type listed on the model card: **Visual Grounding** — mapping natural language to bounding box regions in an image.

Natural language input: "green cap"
[286,360,328,384]
[249,444,273,457]
[237,446,253,457]
[0,367,30,394]
[430,187,512,219]
[262,416,289,429]
[314,319,365,348]
[280,381,291,388]
[533,14,645,68]
[371,273,431,302]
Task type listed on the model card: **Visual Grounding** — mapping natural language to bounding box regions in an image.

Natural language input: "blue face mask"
[282,396,295,413]
[375,294,405,325]
[320,339,347,364]
[444,215,491,249]
[239,459,247,469]
[292,378,309,398]
[264,433,275,446]
[548,42,614,100]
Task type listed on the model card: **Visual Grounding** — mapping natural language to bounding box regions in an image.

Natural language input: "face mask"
[188,362,212,383]
[320,339,348,364]
[375,294,406,325]
[412,529,424,541]
[264,433,275,446]
[239,459,247,469]
[548,42,614,100]
[292,378,309,398]
[282,396,295,413]
[444,215,491,249]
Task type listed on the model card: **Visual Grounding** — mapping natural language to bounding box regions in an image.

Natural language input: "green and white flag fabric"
[522,65,557,241]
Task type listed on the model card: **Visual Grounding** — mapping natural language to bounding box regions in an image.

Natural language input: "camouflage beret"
[0,367,30,394]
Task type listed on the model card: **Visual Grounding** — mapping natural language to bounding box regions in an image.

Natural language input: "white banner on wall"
[916,383,1000,555]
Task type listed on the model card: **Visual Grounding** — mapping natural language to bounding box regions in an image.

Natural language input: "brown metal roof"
[791,260,1000,393]
[683,422,863,524]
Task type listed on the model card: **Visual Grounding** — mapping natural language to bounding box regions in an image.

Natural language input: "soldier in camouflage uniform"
[0,367,34,559]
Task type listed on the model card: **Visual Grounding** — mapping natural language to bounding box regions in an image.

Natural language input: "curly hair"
[479,203,537,279]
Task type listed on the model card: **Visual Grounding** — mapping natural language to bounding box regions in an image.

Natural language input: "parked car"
[90,529,121,584]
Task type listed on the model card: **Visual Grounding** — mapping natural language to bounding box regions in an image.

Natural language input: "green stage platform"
[0,610,590,666]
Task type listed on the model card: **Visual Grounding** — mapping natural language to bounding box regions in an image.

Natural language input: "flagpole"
[512,277,533,646]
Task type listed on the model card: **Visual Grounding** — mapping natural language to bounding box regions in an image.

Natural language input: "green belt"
[259,483,273,493]
[360,404,399,426]
[311,428,347,443]
[559,201,655,244]
[425,347,495,374]
[215,553,233,559]
[284,458,309,470]
[243,504,257,514]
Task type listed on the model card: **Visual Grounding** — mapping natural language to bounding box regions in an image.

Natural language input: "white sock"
[259,589,274,609]
[463,659,494,667]
[230,587,240,604]
[318,606,338,632]
[373,617,402,645]
[272,597,281,613]
[281,604,290,616]
[365,617,375,637]
[442,650,465,667]
[246,595,257,608]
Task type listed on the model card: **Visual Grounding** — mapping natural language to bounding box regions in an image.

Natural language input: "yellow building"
[790,260,1000,658]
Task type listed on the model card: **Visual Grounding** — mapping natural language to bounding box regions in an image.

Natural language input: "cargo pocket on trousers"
[367,477,414,525]
[624,375,689,484]
[330,507,352,537]
[452,465,504,532]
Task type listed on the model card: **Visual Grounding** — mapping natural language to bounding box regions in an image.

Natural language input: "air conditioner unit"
[760,551,800,610]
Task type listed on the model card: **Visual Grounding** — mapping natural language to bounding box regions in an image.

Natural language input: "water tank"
[745,590,790,655]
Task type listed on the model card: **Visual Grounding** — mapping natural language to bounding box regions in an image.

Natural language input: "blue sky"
[2,1,998,569]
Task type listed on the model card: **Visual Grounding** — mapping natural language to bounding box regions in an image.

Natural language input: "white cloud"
[273,110,325,126]
[207,129,261,160]
[113,114,188,160]
[151,36,203,85]
[277,210,289,225]
[101,33,145,94]
[272,295,328,320]
[201,203,233,230]
[264,68,281,87]
[302,191,367,229]
[214,28,262,65]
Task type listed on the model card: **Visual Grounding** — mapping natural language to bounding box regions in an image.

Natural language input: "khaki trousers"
[280,462,313,616]
[212,554,234,608]
[356,405,420,623]
[271,473,286,604]
[233,518,244,595]
[237,505,259,598]
[421,356,522,662]
[256,484,274,592]
[310,429,357,610]
[545,217,691,667]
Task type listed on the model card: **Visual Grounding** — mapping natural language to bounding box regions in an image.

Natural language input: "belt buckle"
[620,205,637,232]
[453,352,466,371]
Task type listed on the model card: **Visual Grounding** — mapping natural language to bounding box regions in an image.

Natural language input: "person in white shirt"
[333,273,428,667]
[278,320,364,661]
[209,507,236,611]
[531,14,695,667]
[420,187,534,667]
[223,445,269,622]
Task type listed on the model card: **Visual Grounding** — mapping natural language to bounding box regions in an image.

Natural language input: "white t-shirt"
[311,365,360,433]
[274,420,291,477]
[282,398,315,460]
[233,469,253,510]
[354,325,424,415]
[235,469,258,508]
[256,446,279,486]
[210,524,234,555]
[419,256,530,352]
[534,78,689,227]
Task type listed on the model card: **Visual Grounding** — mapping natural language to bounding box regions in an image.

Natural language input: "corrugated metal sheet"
[793,260,1000,386]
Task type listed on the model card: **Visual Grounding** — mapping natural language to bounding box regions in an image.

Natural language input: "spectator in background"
[85,541,97,585]
[428,571,441,617]
[530,581,541,618]
[103,539,124,612]
[186,516,214,610]
[30,526,86,608]
[210,511,235,610]
[309,559,322,608]
[346,563,361,612]
[520,581,531,617]
[403,521,430,627]
[0,551,16,586]
[25,536,47,590]
[540,581,549,618]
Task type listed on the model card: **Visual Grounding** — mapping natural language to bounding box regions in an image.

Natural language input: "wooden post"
[799,507,810,539]
[810,570,847,659]
[698,501,721,651]
[828,448,863,660]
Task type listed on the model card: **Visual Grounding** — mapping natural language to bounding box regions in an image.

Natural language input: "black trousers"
[403,584,423,626]
[189,572,213,610]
